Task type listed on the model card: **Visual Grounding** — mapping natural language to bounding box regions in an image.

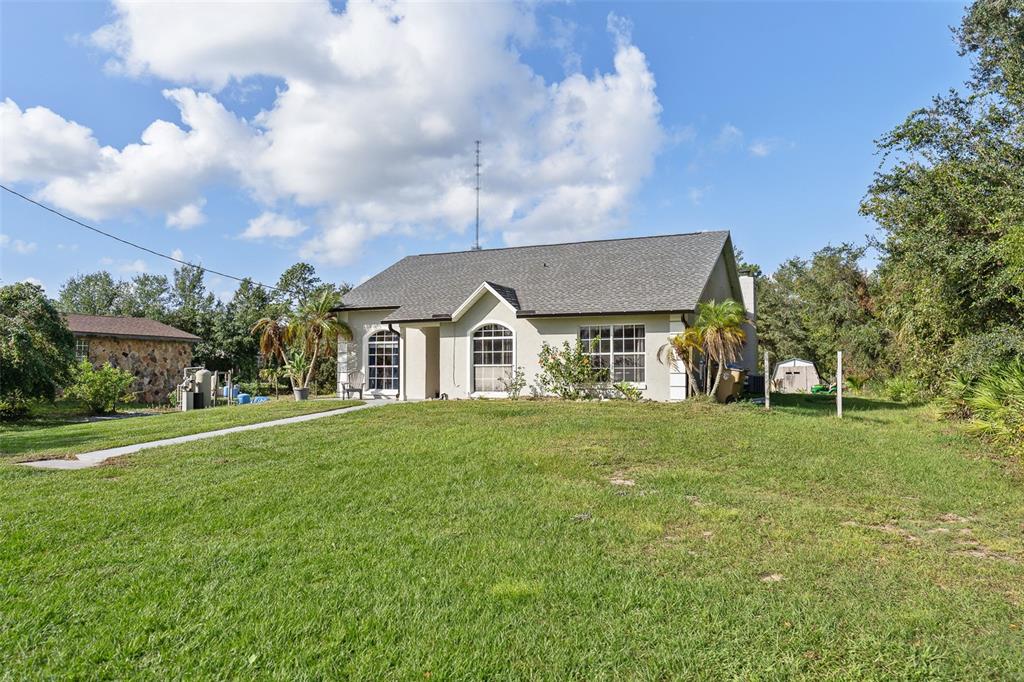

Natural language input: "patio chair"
[342,370,365,399]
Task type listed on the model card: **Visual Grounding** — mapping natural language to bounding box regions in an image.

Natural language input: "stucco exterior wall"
[339,294,679,401]
[78,334,194,404]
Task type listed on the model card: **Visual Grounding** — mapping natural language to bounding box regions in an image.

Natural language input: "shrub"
[64,361,136,414]
[961,359,1024,453]
[613,381,643,401]
[883,375,927,403]
[537,340,604,400]
[0,282,75,417]
[498,366,527,400]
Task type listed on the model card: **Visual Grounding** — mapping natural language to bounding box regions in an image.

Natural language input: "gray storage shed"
[773,358,821,393]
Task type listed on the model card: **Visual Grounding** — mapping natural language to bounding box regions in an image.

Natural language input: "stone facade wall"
[79,335,194,404]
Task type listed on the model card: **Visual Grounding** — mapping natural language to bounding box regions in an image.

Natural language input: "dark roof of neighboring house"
[65,314,201,343]
[339,231,734,322]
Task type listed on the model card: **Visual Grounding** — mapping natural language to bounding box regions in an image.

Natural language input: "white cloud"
[170,248,184,261]
[0,99,101,183]
[241,211,308,240]
[716,124,743,148]
[6,2,665,252]
[20,277,46,292]
[748,138,788,157]
[299,220,372,266]
[166,200,206,229]
[0,234,37,254]
[118,259,148,274]
[687,187,707,206]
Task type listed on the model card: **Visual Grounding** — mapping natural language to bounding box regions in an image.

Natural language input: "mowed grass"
[0,399,362,461]
[1,397,1022,678]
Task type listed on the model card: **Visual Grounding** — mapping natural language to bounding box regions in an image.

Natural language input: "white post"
[837,350,843,419]
[764,350,770,410]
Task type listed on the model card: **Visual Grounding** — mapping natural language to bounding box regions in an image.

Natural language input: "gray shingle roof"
[340,231,732,322]
[65,314,201,342]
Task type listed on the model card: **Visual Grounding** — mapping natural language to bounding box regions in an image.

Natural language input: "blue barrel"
[237,393,251,404]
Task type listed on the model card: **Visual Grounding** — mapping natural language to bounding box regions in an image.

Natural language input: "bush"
[0,390,30,420]
[0,282,75,417]
[64,361,136,414]
[498,366,527,400]
[959,359,1024,453]
[537,340,604,400]
[883,375,927,403]
[613,381,643,401]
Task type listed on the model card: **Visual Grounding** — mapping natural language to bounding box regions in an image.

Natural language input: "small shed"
[773,358,820,393]
[65,314,201,403]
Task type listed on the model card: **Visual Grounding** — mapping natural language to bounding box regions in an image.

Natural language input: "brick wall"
[79,335,194,404]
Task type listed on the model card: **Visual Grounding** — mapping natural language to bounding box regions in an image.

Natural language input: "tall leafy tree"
[757,244,885,379]
[273,262,322,309]
[57,272,123,315]
[168,264,217,363]
[861,0,1024,385]
[117,274,171,319]
[0,283,75,415]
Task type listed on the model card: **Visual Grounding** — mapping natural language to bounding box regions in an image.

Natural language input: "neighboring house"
[773,358,821,393]
[334,231,756,402]
[65,314,201,403]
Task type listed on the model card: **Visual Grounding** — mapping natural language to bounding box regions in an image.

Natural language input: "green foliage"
[757,244,886,381]
[661,299,747,397]
[860,0,1024,387]
[0,283,76,417]
[613,381,643,401]
[57,271,123,315]
[883,375,927,404]
[64,360,136,414]
[498,366,527,399]
[58,271,171,319]
[943,358,1024,453]
[537,340,603,400]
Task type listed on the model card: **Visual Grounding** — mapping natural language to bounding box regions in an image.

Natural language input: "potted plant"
[286,347,311,401]
[255,290,352,401]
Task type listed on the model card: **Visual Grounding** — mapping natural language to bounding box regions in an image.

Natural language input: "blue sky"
[1,1,969,300]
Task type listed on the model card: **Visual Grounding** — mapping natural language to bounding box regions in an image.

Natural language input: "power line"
[1,184,289,294]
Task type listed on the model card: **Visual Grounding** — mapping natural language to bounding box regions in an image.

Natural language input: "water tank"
[195,369,214,408]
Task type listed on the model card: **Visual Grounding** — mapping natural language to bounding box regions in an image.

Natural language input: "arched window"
[472,323,513,393]
[367,330,400,391]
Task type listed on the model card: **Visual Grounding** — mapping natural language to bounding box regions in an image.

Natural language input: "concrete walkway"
[20,401,390,471]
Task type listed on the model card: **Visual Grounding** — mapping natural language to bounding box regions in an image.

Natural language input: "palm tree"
[696,299,747,398]
[658,299,747,397]
[657,324,705,396]
[252,314,292,389]
[285,289,353,389]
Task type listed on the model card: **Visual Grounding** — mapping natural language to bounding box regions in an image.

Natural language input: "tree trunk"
[304,338,321,390]
[708,360,723,398]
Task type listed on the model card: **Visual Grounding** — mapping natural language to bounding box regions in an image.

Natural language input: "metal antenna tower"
[472,140,482,251]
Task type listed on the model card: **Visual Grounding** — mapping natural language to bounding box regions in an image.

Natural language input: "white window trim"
[578,323,647,385]
[466,319,516,398]
[363,325,402,397]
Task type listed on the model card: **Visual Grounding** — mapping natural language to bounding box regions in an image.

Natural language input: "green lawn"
[0,399,363,461]
[1,397,1021,678]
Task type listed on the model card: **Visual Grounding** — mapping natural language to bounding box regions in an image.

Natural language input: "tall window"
[579,324,645,383]
[75,338,90,362]
[367,330,400,391]
[472,323,513,392]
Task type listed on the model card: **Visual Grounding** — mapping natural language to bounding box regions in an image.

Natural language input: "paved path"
[20,401,390,471]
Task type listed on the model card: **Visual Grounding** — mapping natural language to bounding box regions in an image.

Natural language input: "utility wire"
[1,184,290,294]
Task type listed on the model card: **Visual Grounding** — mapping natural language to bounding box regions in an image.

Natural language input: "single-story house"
[773,358,821,393]
[65,314,201,403]
[334,230,755,402]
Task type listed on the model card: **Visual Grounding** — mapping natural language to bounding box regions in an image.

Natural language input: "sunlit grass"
[1,396,1020,677]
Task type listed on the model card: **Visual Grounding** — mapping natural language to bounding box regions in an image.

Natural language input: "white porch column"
[668,315,688,401]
